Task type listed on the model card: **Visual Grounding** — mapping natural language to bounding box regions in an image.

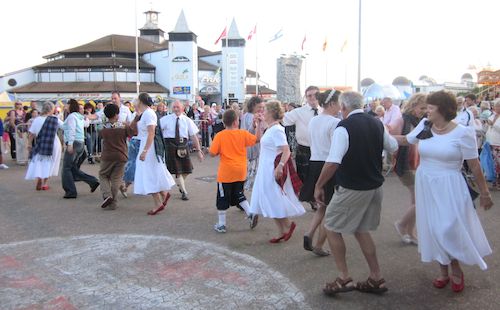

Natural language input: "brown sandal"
[323,277,355,296]
[356,277,388,294]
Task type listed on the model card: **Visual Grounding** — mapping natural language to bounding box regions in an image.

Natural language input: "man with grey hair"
[314,91,398,296]
[455,95,474,128]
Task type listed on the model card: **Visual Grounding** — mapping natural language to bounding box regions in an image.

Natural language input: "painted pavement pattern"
[0,234,309,309]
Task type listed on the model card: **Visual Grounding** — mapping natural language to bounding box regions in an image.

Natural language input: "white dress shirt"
[283,104,323,147]
[160,114,199,139]
[326,109,398,164]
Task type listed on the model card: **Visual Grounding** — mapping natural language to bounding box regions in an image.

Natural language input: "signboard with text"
[173,86,191,95]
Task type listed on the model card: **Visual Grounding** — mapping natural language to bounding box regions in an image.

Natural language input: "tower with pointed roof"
[221,18,246,104]
[168,10,198,102]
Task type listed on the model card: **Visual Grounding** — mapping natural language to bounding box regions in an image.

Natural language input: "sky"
[0,0,499,91]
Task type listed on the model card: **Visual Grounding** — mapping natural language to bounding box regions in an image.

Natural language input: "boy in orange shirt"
[209,109,262,233]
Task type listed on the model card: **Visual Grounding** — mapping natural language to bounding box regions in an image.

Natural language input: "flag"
[322,37,328,51]
[301,35,306,51]
[247,24,257,41]
[340,39,348,53]
[214,26,227,45]
[269,28,283,43]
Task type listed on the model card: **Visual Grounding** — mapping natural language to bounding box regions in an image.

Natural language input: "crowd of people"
[0,86,498,297]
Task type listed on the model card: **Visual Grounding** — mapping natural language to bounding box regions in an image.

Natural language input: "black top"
[335,112,384,190]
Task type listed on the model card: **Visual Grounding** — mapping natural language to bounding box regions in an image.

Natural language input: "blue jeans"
[61,141,99,197]
[123,138,140,184]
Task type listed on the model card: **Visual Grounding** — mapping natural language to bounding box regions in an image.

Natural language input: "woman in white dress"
[134,93,176,215]
[250,100,305,243]
[397,90,493,293]
[25,102,63,190]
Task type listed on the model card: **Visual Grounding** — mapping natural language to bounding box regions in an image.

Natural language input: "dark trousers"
[201,130,210,147]
[62,141,99,197]
[295,144,311,183]
[8,132,16,159]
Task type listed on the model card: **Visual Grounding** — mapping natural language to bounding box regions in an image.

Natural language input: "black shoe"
[181,192,189,201]
[303,235,313,251]
[88,158,95,165]
[63,194,77,199]
[90,182,100,193]
[100,197,114,209]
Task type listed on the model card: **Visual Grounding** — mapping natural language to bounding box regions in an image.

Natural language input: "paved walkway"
[0,157,499,309]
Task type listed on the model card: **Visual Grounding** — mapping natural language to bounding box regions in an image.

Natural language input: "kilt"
[164,138,193,175]
[299,160,335,203]
[295,144,311,183]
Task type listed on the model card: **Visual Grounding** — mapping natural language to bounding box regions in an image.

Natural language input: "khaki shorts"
[324,186,383,234]
[398,170,416,188]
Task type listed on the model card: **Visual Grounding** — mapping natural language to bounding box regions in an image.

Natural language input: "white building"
[0,10,268,105]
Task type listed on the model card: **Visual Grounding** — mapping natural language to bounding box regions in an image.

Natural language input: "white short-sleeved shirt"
[137,108,157,139]
[454,108,474,127]
[407,118,478,164]
[326,109,399,164]
[119,104,132,124]
[283,104,323,147]
[160,114,199,139]
[309,114,340,161]
[29,116,64,135]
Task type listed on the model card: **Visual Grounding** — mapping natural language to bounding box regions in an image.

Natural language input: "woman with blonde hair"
[250,100,305,243]
[393,93,427,244]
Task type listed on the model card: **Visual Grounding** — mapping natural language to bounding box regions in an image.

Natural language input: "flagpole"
[225,19,229,108]
[135,0,140,96]
[255,25,259,98]
[357,0,362,92]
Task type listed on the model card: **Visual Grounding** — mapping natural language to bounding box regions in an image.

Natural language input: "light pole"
[357,0,362,92]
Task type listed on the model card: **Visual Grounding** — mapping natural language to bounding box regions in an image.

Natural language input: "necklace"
[432,121,452,133]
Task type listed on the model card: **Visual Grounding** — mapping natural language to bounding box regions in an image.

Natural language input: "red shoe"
[283,222,296,241]
[147,205,165,216]
[162,192,171,207]
[269,234,286,243]
[432,277,450,289]
[41,185,50,191]
[451,273,464,293]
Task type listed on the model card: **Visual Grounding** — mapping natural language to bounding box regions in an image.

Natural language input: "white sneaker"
[0,164,9,169]
[213,224,226,233]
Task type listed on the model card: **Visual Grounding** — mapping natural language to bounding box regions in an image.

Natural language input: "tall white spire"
[227,18,243,40]
[173,9,191,33]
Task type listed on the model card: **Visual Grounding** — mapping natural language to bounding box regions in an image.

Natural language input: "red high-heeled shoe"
[432,277,450,289]
[283,222,296,241]
[269,234,286,243]
[451,273,464,293]
[147,205,165,216]
[162,192,171,206]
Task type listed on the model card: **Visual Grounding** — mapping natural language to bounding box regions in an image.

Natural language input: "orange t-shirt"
[209,129,257,183]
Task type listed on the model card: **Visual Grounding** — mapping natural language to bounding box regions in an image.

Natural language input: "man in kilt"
[159,100,204,200]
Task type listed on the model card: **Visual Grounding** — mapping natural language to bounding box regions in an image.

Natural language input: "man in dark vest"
[314,91,398,296]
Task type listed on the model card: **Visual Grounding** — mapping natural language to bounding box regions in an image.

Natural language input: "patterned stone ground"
[0,234,309,310]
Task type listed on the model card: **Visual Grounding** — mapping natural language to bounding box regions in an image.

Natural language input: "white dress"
[25,116,63,180]
[249,125,305,218]
[133,108,175,195]
[407,119,492,270]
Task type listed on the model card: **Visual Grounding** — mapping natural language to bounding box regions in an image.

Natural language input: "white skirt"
[415,167,492,270]
[249,158,305,219]
[133,139,175,195]
[25,137,62,180]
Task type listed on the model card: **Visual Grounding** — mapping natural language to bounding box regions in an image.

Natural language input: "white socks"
[218,211,226,226]
[239,200,251,216]
[177,175,187,194]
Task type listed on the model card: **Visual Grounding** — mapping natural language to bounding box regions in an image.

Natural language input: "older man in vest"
[314,91,398,296]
